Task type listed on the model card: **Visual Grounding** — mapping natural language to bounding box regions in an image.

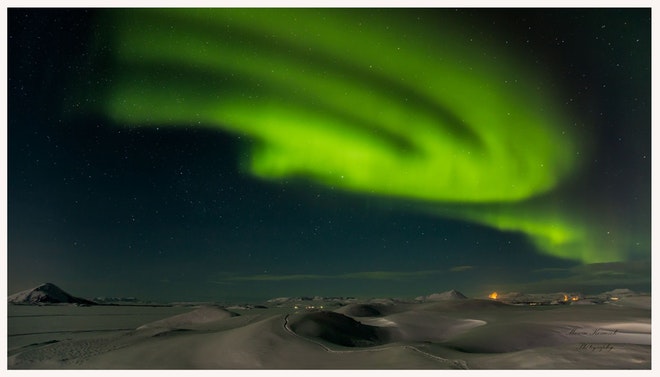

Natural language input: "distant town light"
[489,292,498,300]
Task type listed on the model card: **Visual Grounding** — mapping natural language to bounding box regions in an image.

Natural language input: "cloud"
[214,269,444,282]
[340,270,443,280]
[226,274,325,282]
[503,260,651,293]
[449,265,474,272]
[532,267,571,274]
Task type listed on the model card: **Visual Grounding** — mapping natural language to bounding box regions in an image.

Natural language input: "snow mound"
[267,297,291,304]
[335,304,384,317]
[416,289,468,301]
[602,288,637,297]
[137,306,238,330]
[288,311,391,347]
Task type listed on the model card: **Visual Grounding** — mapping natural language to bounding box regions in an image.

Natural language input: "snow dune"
[137,306,238,330]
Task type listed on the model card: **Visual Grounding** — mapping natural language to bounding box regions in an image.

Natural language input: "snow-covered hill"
[415,289,468,301]
[8,283,96,305]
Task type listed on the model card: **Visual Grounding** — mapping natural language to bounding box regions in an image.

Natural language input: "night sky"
[7,8,651,303]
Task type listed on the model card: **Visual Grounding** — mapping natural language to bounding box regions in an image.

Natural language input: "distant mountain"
[93,296,140,304]
[266,296,357,304]
[416,289,468,301]
[8,283,96,305]
[601,288,637,297]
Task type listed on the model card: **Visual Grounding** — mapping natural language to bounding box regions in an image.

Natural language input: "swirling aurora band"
[94,9,627,263]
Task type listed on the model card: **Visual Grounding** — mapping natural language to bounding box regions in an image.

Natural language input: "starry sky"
[7,8,651,303]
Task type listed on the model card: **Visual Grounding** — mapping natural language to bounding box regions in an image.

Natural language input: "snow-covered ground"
[7,296,651,369]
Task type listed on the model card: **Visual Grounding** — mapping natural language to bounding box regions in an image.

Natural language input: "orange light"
[571,296,579,301]
[489,292,498,300]
[563,295,568,301]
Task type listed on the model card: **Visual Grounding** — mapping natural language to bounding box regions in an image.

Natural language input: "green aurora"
[92,9,641,264]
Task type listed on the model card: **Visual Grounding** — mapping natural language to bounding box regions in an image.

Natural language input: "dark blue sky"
[7,8,651,303]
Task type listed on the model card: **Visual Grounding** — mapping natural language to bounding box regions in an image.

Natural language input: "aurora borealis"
[106,9,577,206]
[8,8,651,302]
[101,9,608,263]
